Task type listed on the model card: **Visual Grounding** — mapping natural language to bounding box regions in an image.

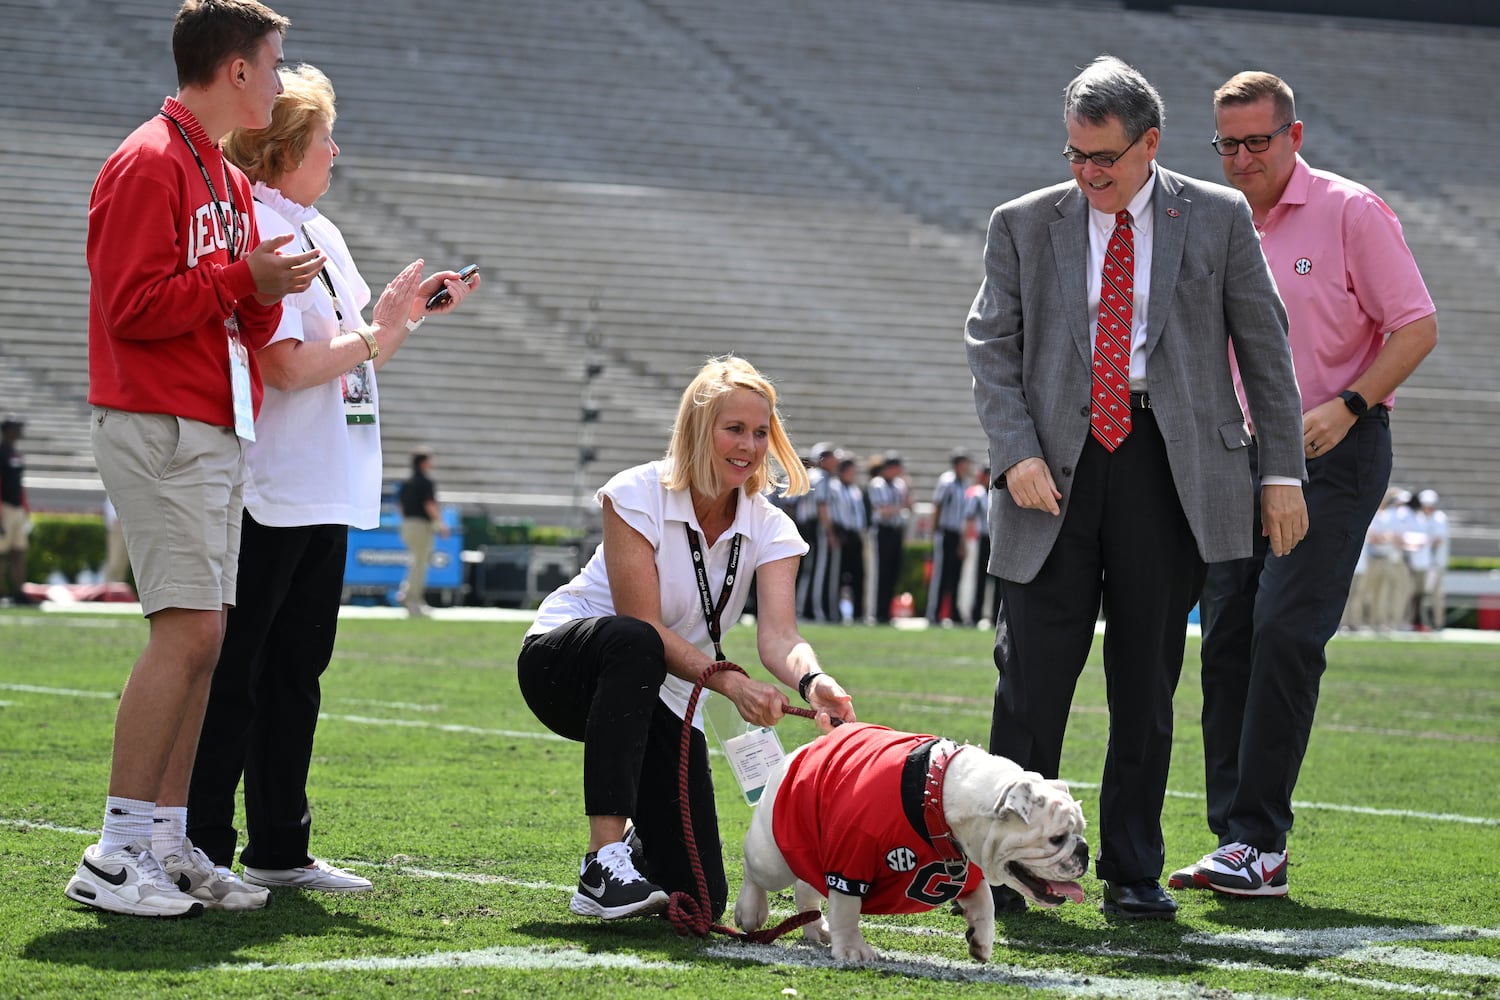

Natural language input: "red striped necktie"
[1091,210,1134,451]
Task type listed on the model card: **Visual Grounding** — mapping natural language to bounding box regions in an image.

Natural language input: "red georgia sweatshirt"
[87,97,281,427]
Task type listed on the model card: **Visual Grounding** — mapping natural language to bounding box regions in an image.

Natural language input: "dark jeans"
[187,514,347,869]
[517,616,727,917]
[1198,408,1391,852]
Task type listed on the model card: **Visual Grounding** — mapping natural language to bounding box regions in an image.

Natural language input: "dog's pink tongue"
[1050,881,1085,904]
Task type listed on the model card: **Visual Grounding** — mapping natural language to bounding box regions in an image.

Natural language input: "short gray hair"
[1063,55,1165,141]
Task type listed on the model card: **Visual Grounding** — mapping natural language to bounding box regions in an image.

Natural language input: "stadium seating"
[1,0,1494,552]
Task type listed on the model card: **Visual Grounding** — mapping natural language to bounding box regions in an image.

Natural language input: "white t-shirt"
[241,184,385,529]
[527,459,809,725]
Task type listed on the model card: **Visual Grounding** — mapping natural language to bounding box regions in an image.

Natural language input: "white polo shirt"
[527,459,808,724]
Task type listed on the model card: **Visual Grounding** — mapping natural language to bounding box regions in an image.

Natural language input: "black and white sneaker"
[570,840,669,919]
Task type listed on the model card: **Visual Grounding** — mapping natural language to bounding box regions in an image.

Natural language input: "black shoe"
[1101,879,1177,920]
[569,842,668,920]
[993,883,1028,913]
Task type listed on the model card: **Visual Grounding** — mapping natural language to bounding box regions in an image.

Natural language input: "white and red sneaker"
[1193,841,1289,897]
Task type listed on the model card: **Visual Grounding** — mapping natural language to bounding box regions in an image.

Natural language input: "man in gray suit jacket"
[965,56,1307,921]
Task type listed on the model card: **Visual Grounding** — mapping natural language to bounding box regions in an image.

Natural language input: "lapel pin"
[1166,207,1180,218]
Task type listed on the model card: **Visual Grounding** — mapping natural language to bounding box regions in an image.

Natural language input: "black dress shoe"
[1101,879,1177,920]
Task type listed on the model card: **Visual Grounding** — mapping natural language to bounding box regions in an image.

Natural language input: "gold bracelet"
[356,328,379,360]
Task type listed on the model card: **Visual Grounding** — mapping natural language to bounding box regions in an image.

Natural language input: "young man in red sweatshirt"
[67,0,326,918]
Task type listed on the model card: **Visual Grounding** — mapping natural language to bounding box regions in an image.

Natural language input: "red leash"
[664,660,824,942]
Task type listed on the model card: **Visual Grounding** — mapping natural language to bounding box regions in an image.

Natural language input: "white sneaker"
[65,841,204,918]
[242,858,373,893]
[1195,841,1290,897]
[160,843,270,911]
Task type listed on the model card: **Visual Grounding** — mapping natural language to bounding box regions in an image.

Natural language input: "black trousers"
[873,524,904,623]
[836,527,865,620]
[187,514,347,869]
[969,534,1000,625]
[517,616,727,918]
[927,529,963,623]
[1198,409,1391,852]
[794,517,831,621]
[989,411,1204,883]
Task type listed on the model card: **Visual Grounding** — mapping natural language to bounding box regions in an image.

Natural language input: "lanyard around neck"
[160,113,239,263]
[298,226,343,323]
[685,523,741,661]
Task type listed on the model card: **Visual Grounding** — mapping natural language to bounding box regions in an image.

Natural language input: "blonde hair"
[660,356,808,499]
[221,63,336,185]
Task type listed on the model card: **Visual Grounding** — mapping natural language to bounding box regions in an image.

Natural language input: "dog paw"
[831,936,878,962]
[965,918,995,962]
[733,889,769,932]
[802,918,831,945]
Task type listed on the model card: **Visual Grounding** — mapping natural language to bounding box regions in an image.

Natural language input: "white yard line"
[11,814,1494,997]
[215,945,679,973]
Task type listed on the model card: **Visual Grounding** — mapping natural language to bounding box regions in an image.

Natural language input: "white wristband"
[405,316,426,333]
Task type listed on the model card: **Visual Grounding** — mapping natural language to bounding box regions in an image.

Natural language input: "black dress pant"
[187,514,347,869]
[969,534,1000,625]
[518,616,727,918]
[989,411,1204,884]
[873,524,904,623]
[837,527,865,621]
[927,529,963,623]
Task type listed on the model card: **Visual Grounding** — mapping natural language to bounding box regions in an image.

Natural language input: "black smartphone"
[425,264,479,310]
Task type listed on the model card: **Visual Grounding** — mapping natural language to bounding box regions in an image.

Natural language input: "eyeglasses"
[1210,122,1292,156]
[1062,130,1142,168]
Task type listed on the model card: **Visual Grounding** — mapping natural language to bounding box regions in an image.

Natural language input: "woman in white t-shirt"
[519,356,857,921]
[183,64,480,904]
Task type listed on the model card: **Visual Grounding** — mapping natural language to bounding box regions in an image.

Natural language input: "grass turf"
[0,609,1496,998]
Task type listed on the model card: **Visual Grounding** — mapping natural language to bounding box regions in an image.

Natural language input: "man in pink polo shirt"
[1171,72,1437,898]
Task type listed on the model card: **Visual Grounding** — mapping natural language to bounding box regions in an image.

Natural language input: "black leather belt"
[1130,392,1152,410]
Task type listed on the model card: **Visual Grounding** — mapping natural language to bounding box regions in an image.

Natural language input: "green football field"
[1,607,1496,999]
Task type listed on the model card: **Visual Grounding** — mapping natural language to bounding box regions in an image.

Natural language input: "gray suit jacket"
[966,165,1305,584]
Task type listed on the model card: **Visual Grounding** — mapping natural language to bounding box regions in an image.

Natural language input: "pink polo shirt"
[1237,156,1434,418]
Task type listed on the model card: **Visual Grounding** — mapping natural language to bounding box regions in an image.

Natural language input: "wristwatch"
[1339,389,1368,416]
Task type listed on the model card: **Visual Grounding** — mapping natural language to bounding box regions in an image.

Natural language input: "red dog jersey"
[771,723,984,913]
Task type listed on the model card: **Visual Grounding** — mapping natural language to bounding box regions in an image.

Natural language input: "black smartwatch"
[1339,390,1369,417]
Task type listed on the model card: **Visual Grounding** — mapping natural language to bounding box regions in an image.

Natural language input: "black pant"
[836,527,865,621]
[873,524,904,623]
[187,514,347,869]
[989,411,1204,883]
[517,616,727,918]
[969,534,1000,625]
[1198,410,1391,852]
[927,529,963,623]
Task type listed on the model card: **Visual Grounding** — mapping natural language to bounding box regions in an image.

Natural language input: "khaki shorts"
[0,503,26,554]
[92,408,245,616]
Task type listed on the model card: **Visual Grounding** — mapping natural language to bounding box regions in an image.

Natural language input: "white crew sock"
[151,805,189,860]
[99,796,155,854]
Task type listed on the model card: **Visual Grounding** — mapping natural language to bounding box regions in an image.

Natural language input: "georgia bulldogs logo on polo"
[886,846,918,873]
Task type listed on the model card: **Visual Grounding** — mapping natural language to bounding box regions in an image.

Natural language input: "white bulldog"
[734,723,1088,962]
